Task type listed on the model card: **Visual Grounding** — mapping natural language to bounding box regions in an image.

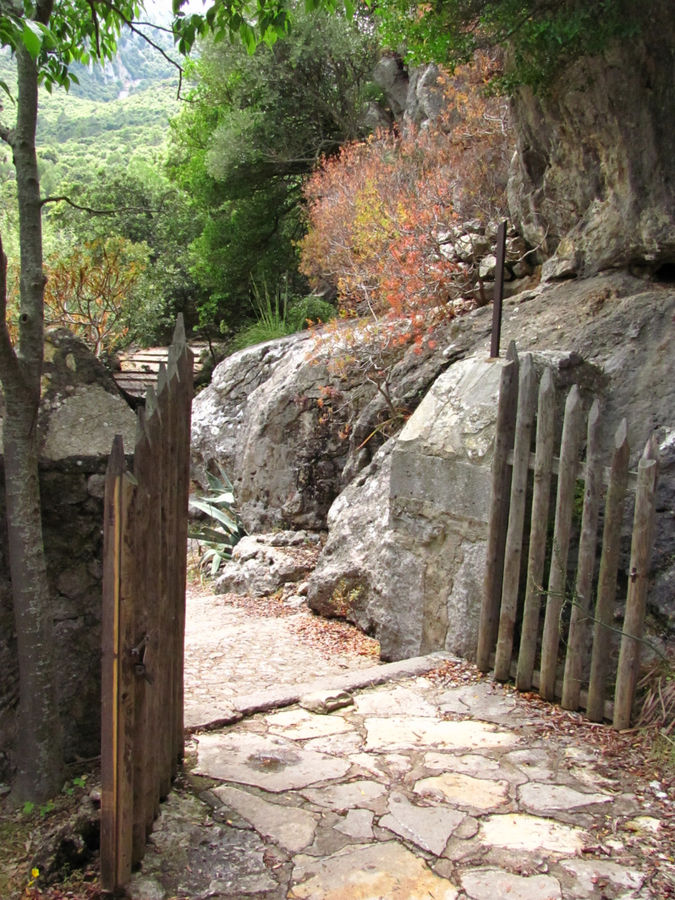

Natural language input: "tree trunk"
[0,39,64,803]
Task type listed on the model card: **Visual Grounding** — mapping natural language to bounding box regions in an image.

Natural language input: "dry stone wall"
[0,331,136,783]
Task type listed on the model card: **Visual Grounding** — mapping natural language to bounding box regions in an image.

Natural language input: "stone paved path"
[128,589,674,900]
[184,585,379,729]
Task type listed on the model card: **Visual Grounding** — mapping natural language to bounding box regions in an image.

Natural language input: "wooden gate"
[477,343,659,727]
[101,317,193,895]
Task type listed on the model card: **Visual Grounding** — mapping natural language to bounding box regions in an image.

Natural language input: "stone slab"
[289,841,459,899]
[479,814,587,855]
[518,782,613,812]
[364,716,519,751]
[414,772,510,811]
[354,684,438,717]
[213,785,317,853]
[265,707,353,740]
[560,859,645,895]
[196,732,350,792]
[300,779,387,812]
[460,868,562,900]
[333,808,374,840]
[380,792,465,855]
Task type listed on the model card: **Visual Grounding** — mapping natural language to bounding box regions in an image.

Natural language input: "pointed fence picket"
[477,343,660,727]
[101,317,193,895]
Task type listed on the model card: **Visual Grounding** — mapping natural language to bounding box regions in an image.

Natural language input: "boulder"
[215,531,321,597]
[191,324,474,534]
[194,270,675,652]
[308,351,604,660]
[192,330,376,533]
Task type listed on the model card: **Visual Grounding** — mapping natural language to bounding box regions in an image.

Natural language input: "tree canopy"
[173,0,642,93]
[167,7,381,332]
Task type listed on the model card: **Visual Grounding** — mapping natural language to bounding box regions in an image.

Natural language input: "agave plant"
[188,463,245,575]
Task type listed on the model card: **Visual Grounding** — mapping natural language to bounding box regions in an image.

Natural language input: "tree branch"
[93,0,186,97]
[40,194,158,215]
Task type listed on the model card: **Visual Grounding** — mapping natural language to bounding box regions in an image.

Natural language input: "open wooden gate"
[477,343,660,727]
[101,317,193,895]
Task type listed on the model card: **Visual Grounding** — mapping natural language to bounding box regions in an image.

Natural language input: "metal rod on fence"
[490,220,507,359]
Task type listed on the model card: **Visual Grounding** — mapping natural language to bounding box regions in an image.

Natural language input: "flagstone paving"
[127,660,673,899]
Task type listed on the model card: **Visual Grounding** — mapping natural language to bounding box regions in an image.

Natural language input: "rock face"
[191,326,467,534]
[191,331,371,533]
[508,3,675,277]
[0,330,137,782]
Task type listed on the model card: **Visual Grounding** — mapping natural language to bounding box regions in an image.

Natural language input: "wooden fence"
[101,317,193,895]
[477,343,660,727]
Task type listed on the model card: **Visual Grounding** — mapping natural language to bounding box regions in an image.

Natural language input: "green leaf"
[239,21,257,54]
[21,21,43,59]
[210,550,223,575]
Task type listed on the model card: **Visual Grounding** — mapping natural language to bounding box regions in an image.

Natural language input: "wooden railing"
[477,343,659,727]
[101,317,193,895]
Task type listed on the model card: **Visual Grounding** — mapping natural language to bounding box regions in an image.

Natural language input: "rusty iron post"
[490,220,507,358]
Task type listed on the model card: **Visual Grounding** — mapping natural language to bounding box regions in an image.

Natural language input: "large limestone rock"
[191,331,371,533]
[191,325,470,533]
[508,3,675,276]
[307,352,602,660]
[193,271,675,651]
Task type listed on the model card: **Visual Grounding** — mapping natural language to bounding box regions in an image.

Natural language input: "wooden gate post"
[515,368,555,690]
[494,353,537,681]
[586,420,630,721]
[101,437,138,894]
[477,343,519,671]
[539,385,584,700]
[613,437,659,729]
[561,399,603,710]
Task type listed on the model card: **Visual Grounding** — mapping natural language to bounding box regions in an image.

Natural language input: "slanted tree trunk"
[0,37,64,803]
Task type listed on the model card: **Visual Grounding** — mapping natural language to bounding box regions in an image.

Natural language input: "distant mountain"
[69,21,181,102]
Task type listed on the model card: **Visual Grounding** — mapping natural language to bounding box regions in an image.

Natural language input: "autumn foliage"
[43,237,148,357]
[299,53,512,331]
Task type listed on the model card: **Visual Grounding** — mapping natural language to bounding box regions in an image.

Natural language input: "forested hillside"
[0,19,197,349]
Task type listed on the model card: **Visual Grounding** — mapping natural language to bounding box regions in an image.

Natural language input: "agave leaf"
[210,551,223,576]
[189,525,238,546]
[209,491,236,505]
[189,498,239,531]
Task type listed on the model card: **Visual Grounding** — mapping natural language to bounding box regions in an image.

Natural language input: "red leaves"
[299,53,512,334]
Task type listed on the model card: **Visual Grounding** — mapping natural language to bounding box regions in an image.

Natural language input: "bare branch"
[92,0,185,96]
[40,194,158,215]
